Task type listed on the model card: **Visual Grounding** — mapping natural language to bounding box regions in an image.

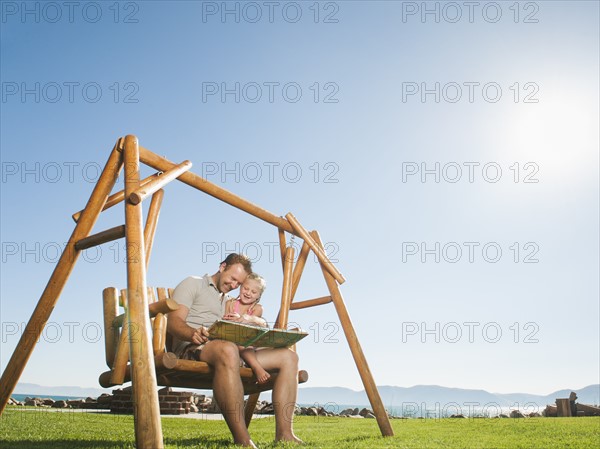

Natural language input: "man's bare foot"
[254,367,271,384]
[235,438,258,448]
[275,434,303,445]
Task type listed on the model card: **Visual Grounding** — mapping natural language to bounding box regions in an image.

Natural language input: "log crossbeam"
[74,225,126,250]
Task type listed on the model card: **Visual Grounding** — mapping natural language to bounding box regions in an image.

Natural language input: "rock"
[97,394,112,405]
[450,414,465,418]
[340,408,354,416]
[67,400,84,408]
[351,407,360,416]
[306,407,318,416]
[52,400,68,408]
[317,407,328,416]
[260,403,274,414]
[192,394,205,405]
[25,398,41,407]
[42,398,54,406]
[528,412,542,417]
[498,414,509,418]
[365,412,376,419]
[359,408,372,417]
[347,414,364,418]
[510,410,524,418]
[205,400,221,414]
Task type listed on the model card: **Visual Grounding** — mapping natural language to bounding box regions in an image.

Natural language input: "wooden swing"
[0,136,394,448]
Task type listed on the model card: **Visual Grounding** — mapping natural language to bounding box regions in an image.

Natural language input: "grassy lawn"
[1,407,599,448]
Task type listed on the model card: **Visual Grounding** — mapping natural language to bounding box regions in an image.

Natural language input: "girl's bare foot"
[254,367,271,384]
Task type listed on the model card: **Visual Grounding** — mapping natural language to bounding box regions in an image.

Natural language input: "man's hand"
[191,326,210,345]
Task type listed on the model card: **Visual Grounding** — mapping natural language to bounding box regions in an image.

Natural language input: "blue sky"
[1,1,598,397]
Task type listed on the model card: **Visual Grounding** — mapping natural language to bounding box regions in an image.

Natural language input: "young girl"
[223,273,271,384]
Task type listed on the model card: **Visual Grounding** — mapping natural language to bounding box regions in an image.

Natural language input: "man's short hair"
[221,253,252,274]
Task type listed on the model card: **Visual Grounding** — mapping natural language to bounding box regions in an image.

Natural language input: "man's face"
[217,263,248,293]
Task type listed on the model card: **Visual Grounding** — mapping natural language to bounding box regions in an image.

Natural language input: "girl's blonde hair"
[245,272,266,299]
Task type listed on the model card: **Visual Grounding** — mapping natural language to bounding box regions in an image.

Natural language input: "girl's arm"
[242,304,267,327]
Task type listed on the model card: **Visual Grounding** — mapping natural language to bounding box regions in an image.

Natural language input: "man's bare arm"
[167,305,209,344]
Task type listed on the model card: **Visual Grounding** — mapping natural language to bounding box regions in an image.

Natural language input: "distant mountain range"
[13,383,110,398]
[296,384,600,408]
[13,382,599,409]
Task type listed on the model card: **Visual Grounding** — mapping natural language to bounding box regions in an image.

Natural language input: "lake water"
[11,395,541,418]
[11,394,87,402]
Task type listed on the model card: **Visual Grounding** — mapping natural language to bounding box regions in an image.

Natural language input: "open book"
[208,320,308,348]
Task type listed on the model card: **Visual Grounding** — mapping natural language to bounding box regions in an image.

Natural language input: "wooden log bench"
[98,286,308,400]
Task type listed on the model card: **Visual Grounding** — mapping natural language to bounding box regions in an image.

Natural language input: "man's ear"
[218,262,227,273]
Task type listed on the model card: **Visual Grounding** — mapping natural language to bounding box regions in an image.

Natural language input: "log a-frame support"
[0,135,394,447]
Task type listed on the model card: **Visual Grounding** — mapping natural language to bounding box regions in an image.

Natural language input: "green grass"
[1,407,599,448]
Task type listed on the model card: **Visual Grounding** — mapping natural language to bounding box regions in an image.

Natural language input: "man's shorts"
[177,343,205,361]
[176,341,248,367]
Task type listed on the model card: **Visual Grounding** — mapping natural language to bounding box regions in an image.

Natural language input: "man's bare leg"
[200,340,256,448]
[256,348,302,444]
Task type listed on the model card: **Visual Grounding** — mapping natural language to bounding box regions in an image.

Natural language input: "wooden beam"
[290,296,332,310]
[99,352,178,388]
[113,298,178,328]
[74,225,125,250]
[143,189,164,269]
[278,228,287,271]
[123,135,164,449]
[312,230,393,437]
[290,241,310,302]
[0,140,124,415]
[133,145,296,233]
[72,173,160,222]
[129,161,191,205]
[286,213,345,284]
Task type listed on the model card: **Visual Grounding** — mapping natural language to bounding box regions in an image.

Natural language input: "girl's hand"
[223,312,241,322]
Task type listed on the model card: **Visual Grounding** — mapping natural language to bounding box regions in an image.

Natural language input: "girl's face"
[239,279,262,305]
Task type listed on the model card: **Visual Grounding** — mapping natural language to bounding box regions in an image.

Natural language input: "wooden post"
[286,213,345,284]
[244,393,261,428]
[144,189,164,269]
[103,288,120,368]
[123,135,164,448]
[0,140,123,415]
[129,161,191,205]
[152,313,167,356]
[276,246,295,329]
[110,318,130,384]
[312,231,394,437]
[72,173,160,222]
[556,398,572,417]
[135,146,295,233]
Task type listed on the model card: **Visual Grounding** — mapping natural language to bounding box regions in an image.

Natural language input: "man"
[167,253,302,447]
